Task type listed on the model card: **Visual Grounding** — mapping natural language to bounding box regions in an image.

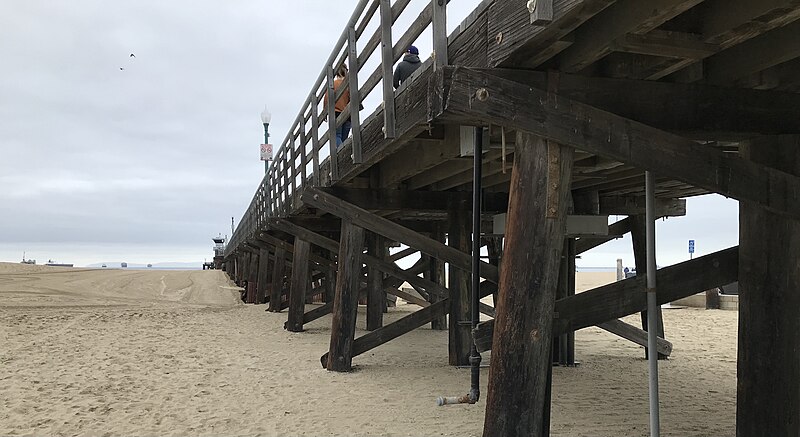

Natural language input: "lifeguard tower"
[205,235,227,270]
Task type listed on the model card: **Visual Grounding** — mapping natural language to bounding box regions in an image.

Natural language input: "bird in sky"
[119,67,125,71]
[130,53,136,58]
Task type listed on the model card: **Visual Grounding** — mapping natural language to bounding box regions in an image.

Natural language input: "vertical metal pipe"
[469,126,483,403]
[645,171,661,437]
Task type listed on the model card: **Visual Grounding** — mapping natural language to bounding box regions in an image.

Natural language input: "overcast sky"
[0,0,738,267]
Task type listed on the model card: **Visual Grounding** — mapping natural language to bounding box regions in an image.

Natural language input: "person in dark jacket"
[393,45,422,89]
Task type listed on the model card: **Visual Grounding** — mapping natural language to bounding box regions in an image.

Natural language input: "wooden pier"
[223,1,800,435]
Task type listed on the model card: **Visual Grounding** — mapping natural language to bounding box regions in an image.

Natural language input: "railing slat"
[311,90,321,186]
[347,26,363,163]
[380,0,396,139]
[327,66,339,182]
[432,0,448,70]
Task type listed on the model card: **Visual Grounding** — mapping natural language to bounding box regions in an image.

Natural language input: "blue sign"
[688,239,695,254]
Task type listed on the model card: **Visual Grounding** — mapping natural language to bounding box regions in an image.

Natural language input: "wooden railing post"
[311,92,321,186]
[379,0,396,139]
[432,0,447,70]
[347,26,363,163]
[300,120,308,186]
[326,66,339,182]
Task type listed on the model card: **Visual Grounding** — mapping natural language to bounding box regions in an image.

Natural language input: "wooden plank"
[611,30,718,59]
[554,0,703,72]
[366,233,386,331]
[326,66,339,181]
[269,247,287,312]
[326,221,365,372]
[428,226,447,330]
[311,91,321,186]
[487,0,615,68]
[597,319,672,356]
[319,187,509,212]
[436,67,800,219]
[630,214,667,360]
[303,302,334,325]
[300,186,500,282]
[530,0,554,25]
[347,27,363,163]
[481,68,800,138]
[256,248,271,304]
[379,0,396,138]
[574,216,632,255]
[483,134,574,437]
[387,287,430,307]
[737,135,800,436]
[321,300,450,368]
[473,247,739,352]
[286,239,311,332]
[448,207,471,366]
[704,20,800,85]
[432,0,448,69]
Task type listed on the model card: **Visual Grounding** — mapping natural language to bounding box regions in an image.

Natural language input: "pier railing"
[226,0,458,256]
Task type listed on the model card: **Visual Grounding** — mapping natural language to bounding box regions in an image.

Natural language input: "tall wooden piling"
[737,135,800,436]
[631,215,667,359]
[326,220,365,372]
[448,207,472,366]
[366,233,386,331]
[256,248,271,304]
[483,135,574,437]
[287,239,311,332]
[269,247,287,312]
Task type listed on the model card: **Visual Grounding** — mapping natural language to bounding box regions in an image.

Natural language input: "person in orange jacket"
[324,64,351,148]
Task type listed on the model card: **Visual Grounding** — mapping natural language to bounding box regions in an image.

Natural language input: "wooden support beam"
[319,187,509,212]
[256,248,271,304]
[286,239,312,332]
[321,300,450,368]
[268,247,288,312]
[574,216,631,255]
[448,207,471,366]
[367,233,386,331]
[481,69,800,138]
[630,214,667,360]
[428,226,447,330]
[737,135,800,436]
[326,221,365,372]
[435,67,800,219]
[473,247,739,353]
[704,20,800,85]
[555,0,703,72]
[300,186,500,282]
[488,0,615,68]
[611,30,718,59]
[597,319,672,356]
[484,134,574,437]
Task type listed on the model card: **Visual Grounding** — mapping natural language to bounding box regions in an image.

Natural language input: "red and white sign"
[260,144,273,161]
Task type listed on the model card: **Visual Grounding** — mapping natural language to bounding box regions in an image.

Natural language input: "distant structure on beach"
[121,262,128,268]
[203,235,227,270]
[45,260,73,267]
[21,252,36,265]
[147,264,153,268]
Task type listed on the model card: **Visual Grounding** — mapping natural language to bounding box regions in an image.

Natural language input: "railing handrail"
[226,0,460,257]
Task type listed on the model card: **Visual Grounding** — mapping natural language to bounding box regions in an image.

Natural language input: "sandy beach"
[0,264,737,436]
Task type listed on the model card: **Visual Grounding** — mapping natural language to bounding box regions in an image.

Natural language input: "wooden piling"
[269,247,287,312]
[326,220,365,371]
[287,239,311,332]
[630,215,667,359]
[448,206,471,366]
[737,135,800,436]
[366,233,386,331]
[483,134,574,437]
[256,248,271,304]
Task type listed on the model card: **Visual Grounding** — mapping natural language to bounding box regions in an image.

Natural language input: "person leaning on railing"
[324,64,351,148]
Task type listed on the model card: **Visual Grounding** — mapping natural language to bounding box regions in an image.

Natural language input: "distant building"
[121,262,128,268]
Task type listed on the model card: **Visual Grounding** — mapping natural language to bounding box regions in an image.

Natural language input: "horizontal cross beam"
[434,67,800,219]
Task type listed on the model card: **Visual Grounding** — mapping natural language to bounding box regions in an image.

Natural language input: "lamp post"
[261,107,272,173]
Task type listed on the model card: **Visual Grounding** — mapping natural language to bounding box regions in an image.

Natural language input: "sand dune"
[0,264,736,436]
